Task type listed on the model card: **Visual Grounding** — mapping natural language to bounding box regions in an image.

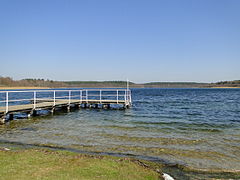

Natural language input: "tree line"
[1,76,239,88]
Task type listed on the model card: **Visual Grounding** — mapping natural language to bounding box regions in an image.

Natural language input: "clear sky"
[0,0,239,83]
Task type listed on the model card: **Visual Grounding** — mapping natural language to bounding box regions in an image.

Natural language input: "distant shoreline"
[0,86,240,90]
[1,77,240,89]
[0,87,50,90]
[210,86,240,88]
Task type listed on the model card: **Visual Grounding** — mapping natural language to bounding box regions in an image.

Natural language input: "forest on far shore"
[0,76,239,88]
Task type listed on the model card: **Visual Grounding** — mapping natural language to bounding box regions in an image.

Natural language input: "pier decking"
[0,89,132,123]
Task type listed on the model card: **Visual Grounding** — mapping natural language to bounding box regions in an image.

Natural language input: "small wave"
[229,119,240,123]
[124,114,182,120]
[178,127,222,133]
[187,112,202,116]
[20,127,37,131]
[130,120,183,126]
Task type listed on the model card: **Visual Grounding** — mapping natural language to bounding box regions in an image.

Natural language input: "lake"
[0,88,240,179]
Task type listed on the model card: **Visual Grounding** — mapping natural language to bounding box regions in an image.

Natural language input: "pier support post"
[73,104,79,109]
[102,104,107,109]
[51,107,55,115]
[32,110,37,116]
[123,104,130,109]
[67,105,71,112]
[89,104,94,108]
[28,109,37,118]
[9,113,14,121]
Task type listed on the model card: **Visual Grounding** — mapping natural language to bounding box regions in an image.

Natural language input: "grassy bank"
[0,148,160,180]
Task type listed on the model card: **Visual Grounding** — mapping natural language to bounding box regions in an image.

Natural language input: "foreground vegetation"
[0,148,159,180]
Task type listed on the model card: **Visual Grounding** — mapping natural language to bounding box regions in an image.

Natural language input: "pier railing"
[0,89,132,114]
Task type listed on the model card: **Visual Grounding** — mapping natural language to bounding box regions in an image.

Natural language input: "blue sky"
[0,0,239,83]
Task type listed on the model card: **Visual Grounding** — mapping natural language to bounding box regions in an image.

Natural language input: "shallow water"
[1,88,240,179]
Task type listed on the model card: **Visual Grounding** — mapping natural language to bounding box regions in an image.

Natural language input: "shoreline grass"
[0,148,160,180]
[1,143,240,179]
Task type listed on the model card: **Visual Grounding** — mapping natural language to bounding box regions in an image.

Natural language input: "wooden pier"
[0,89,132,123]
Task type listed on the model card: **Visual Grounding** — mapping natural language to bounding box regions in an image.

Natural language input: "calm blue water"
[1,88,240,179]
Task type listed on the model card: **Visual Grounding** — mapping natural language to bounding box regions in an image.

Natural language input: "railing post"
[100,90,102,103]
[86,90,88,103]
[53,90,56,106]
[69,90,71,105]
[80,90,82,103]
[124,90,127,104]
[129,90,132,105]
[6,92,8,113]
[33,91,36,109]
[116,90,118,104]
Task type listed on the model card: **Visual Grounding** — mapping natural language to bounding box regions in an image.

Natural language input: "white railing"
[0,89,132,114]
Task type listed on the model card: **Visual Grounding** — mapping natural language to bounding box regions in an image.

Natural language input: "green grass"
[0,149,159,180]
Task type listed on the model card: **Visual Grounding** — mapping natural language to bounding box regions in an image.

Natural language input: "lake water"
[1,88,240,179]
